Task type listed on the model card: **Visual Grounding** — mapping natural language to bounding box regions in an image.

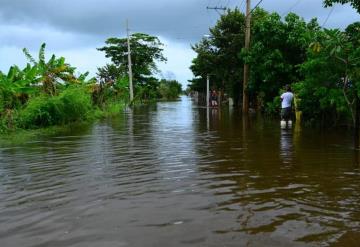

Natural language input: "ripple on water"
[0,97,359,246]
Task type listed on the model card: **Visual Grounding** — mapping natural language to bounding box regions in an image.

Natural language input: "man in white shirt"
[280,85,294,122]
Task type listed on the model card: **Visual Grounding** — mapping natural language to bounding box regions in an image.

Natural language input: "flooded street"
[1,96,360,246]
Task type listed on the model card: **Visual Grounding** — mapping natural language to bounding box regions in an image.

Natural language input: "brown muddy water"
[1,96,360,247]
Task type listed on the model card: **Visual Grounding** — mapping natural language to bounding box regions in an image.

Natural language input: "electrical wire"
[250,0,265,13]
[322,5,335,28]
[239,0,245,12]
[281,0,303,17]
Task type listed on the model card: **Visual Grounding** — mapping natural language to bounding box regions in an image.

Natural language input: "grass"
[0,100,127,146]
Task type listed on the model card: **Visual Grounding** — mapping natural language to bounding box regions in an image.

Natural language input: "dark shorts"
[281,107,292,121]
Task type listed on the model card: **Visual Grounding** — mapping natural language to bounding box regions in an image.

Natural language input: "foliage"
[97,33,166,84]
[18,86,92,129]
[265,96,281,115]
[0,39,178,132]
[189,9,318,109]
[189,9,245,104]
[97,64,122,83]
[189,7,359,126]
[158,79,182,100]
[247,11,314,108]
[133,76,160,102]
[0,43,106,132]
[294,23,360,126]
[323,0,360,13]
[0,65,38,113]
[23,43,78,95]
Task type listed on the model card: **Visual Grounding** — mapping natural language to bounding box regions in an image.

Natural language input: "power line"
[250,0,265,14]
[322,5,335,27]
[281,0,303,17]
[239,0,245,12]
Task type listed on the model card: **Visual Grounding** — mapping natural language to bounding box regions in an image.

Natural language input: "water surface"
[1,96,359,247]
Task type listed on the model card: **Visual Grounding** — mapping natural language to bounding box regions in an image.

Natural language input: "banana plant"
[0,65,39,113]
[23,43,77,95]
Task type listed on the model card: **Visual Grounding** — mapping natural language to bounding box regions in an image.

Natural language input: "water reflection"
[280,127,294,164]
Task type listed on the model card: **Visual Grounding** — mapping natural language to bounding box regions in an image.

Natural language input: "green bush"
[158,79,182,100]
[264,96,281,115]
[18,86,92,129]
[61,86,92,122]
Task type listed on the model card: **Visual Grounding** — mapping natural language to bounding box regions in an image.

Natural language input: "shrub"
[60,86,92,122]
[264,96,281,116]
[18,86,92,129]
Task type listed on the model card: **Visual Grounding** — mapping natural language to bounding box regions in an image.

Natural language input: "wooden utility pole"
[242,0,251,113]
[206,74,210,107]
[126,19,134,102]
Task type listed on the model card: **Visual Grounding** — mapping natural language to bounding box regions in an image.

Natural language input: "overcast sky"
[0,0,358,88]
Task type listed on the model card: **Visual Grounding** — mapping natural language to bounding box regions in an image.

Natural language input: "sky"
[0,0,358,88]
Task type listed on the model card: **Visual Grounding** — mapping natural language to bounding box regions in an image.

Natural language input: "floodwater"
[1,96,360,247]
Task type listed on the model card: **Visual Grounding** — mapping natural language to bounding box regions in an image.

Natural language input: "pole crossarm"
[207,6,227,15]
[206,6,227,10]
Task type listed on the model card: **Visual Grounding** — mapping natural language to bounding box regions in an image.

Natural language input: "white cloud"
[157,37,196,89]
[57,48,109,77]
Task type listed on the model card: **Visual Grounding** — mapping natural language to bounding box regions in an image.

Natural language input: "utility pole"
[126,19,134,102]
[242,0,251,113]
[206,74,210,108]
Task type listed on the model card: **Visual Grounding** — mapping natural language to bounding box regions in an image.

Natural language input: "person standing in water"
[210,90,218,107]
[280,85,294,127]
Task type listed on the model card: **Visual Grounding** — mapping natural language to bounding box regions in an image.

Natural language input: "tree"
[319,29,360,122]
[189,37,218,92]
[158,79,182,99]
[97,33,166,85]
[323,0,360,13]
[294,22,360,127]
[190,8,316,109]
[189,9,246,104]
[246,11,315,111]
[97,64,123,84]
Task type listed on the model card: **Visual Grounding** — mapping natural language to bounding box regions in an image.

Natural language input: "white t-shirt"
[281,92,294,108]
